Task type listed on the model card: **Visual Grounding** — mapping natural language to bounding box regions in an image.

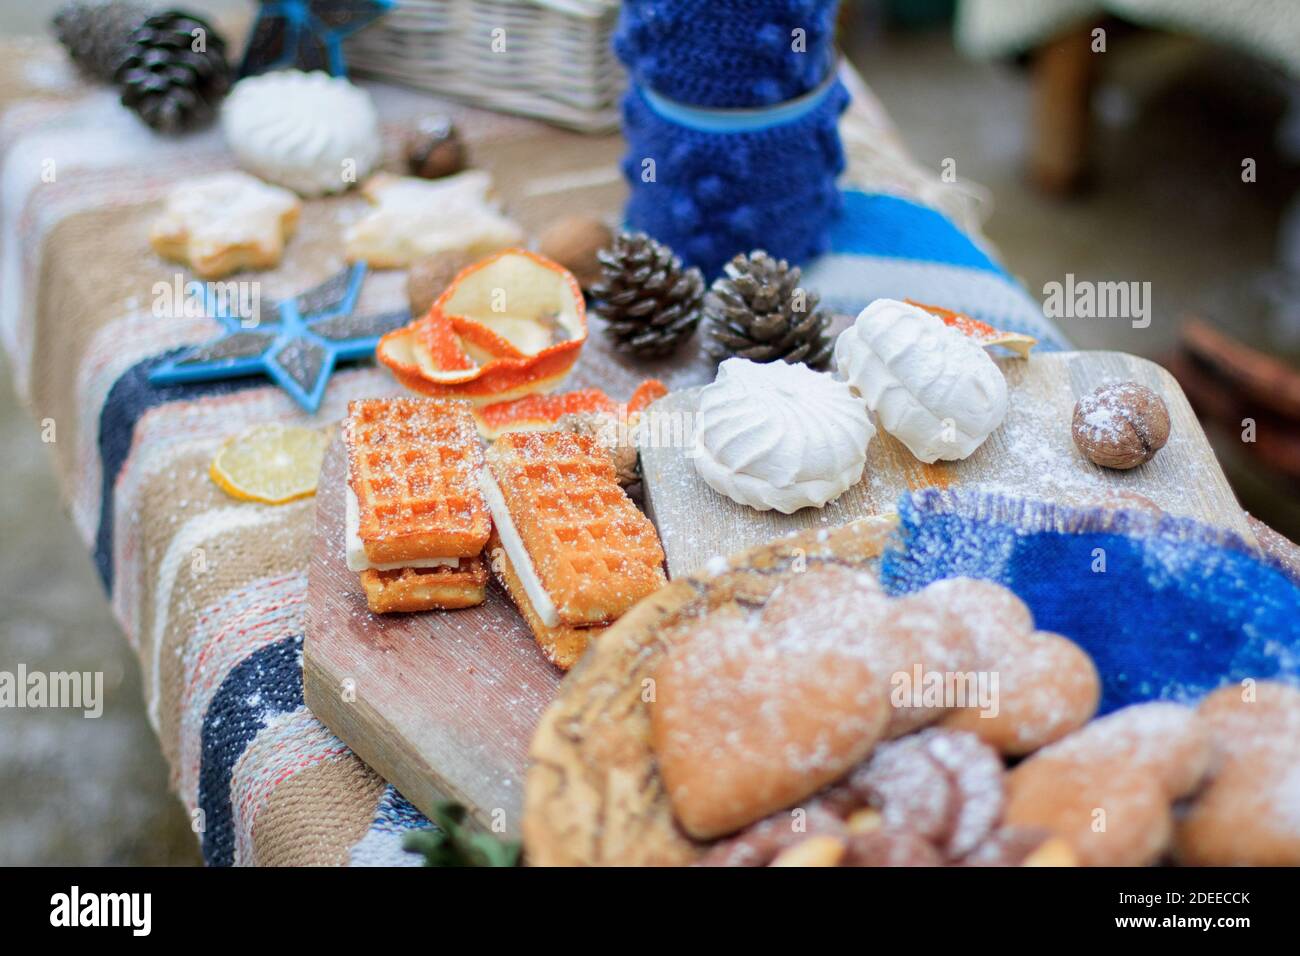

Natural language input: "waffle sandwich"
[480,431,667,668]
[344,397,491,613]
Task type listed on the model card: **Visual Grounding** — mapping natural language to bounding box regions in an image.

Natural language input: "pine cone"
[52,0,150,82]
[114,10,231,133]
[591,232,704,358]
[704,251,833,368]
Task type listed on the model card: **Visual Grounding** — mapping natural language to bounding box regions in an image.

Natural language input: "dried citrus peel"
[472,379,669,440]
[378,248,587,402]
[906,299,1038,358]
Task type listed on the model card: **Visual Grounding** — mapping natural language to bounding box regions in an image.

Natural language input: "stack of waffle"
[344,398,491,613]
[343,398,666,668]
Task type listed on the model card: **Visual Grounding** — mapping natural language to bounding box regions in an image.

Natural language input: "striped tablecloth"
[0,38,1065,865]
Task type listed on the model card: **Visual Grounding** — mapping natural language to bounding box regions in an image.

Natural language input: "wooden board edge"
[302,648,509,837]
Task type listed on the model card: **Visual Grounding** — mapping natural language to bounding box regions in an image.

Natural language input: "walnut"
[537,215,612,291]
[404,116,466,180]
[1072,382,1170,470]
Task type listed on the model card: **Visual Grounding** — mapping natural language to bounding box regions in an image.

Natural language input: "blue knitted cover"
[621,79,849,278]
[614,0,839,108]
[881,489,1300,715]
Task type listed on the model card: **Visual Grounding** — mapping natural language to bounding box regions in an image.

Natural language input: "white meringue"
[221,70,380,197]
[834,298,1007,463]
[693,359,874,513]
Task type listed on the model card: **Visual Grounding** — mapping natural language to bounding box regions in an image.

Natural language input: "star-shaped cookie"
[344,171,524,269]
[150,171,302,279]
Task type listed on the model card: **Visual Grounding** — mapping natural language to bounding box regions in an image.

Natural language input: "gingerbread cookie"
[1175,681,1300,866]
[698,728,1074,867]
[344,172,524,269]
[149,171,301,279]
[651,564,892,840]
[924,578,1100,755]
[876,578,1098,749]
[1004,702,1211,866]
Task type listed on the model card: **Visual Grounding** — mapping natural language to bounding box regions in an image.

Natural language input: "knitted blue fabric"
[614,0,839,108]
[880,489,1300,715]
[621,78,849,277]
[803,191,1070,347]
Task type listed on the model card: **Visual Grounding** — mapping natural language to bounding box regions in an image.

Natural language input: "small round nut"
[1072,382,1170,470]
[405,116,466,180]
[537,215,613,291]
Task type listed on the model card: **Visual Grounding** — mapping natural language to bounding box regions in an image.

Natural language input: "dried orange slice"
[413,310,479,383]
[209,422,328,504]
[472,379,669,440]
[626,379,669,415]
[906,299,1038,358]
[474,389,618,439]
[377,248,587,404]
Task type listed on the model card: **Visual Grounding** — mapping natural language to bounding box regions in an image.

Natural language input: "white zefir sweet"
[221,70,380,197]
[834,298,1008,463]
[693,358,874,513]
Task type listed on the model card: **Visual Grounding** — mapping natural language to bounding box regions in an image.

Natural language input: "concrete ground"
[1,3,1297,865]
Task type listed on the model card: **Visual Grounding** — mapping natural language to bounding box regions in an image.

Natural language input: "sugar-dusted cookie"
[1005,759,1171,867]
[876,577,1098,749]
[922,578,1100,755]
[1033,700,1212,799]
[149,171,301,279]
[344,172,524,269]
[874,587,978,738]
[1004,702,1212,866]
[651,564,892,840]
[1175,681,1300,866]
[848,728,1005,859]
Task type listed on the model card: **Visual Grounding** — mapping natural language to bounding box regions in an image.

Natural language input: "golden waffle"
[360,557,488,614]
[484,431,666,626]
[488,532,602,669]
[344,397,490,564]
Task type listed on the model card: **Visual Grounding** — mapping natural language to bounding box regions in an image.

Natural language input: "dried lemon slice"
[210,423,328,504]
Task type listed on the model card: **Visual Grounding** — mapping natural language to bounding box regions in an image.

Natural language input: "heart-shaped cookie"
[922,578,1100,755]
[651,565,891,840]
[1176,682,1300,865]
[1005,702,1212,866]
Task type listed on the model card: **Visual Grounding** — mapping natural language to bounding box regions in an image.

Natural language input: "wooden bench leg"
[1030,23,1099,195]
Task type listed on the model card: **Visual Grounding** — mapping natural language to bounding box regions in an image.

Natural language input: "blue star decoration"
[239,0,393,78]
[149,263,409,413]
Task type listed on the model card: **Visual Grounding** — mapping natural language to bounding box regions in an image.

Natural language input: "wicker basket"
[344,0,625,132]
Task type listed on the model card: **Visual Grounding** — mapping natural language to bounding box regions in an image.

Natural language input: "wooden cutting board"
[642,351,1253,575]
[304,438,555,840]
[304,349,1250,836]
[302,330,717,839]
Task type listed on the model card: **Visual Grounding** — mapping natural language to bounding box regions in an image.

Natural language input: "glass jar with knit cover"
[614,0,849,278]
